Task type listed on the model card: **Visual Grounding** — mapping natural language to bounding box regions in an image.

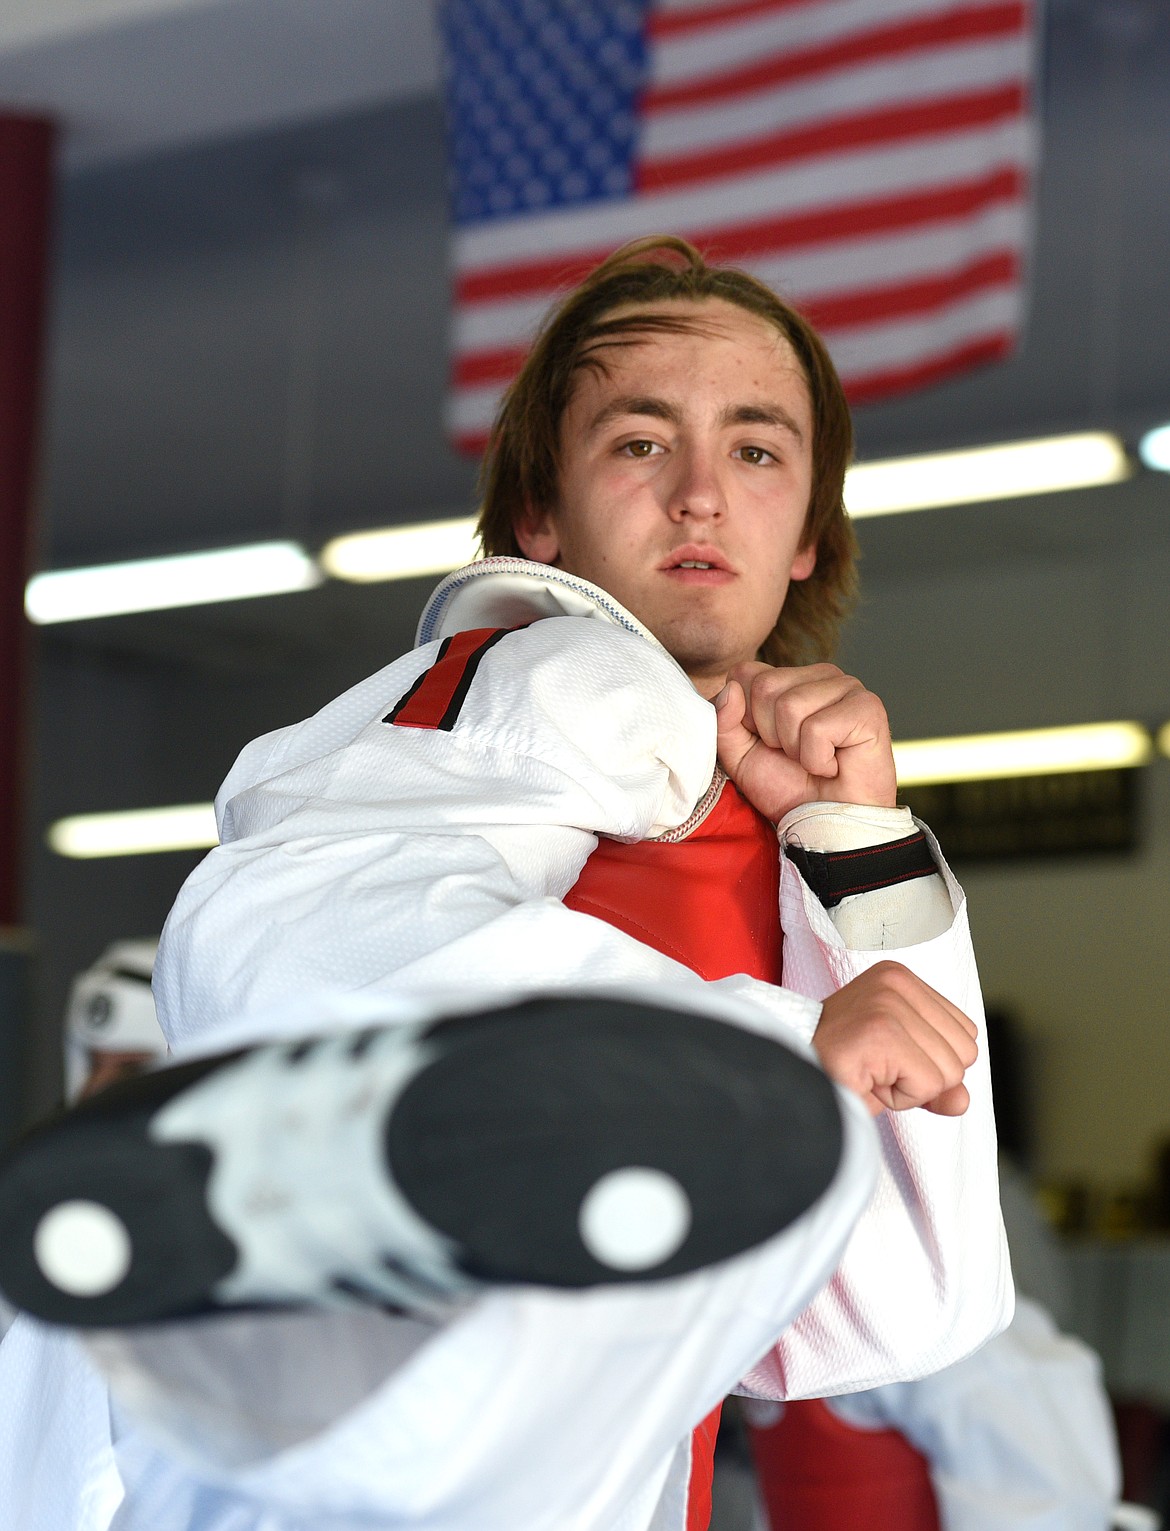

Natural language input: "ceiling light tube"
[894,721,1152,788]
[846,432,1130,519]
[321,518,481,583]
[50,719,1153,859]
[1139,424,1170,473]
[25,541,321,624]
[47,804,219,859]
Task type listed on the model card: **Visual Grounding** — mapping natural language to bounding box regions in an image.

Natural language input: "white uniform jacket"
[0,560,1011,1531]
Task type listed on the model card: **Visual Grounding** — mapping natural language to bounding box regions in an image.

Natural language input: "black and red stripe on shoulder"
[384,627,512,732]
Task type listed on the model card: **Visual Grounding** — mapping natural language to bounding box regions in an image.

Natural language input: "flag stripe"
[646,2,1026,109]
[826,285,1022,371]
[800,247,1018,330]
[453,248,1018,388]
[843,330,1014,403]
[447,285,1024,441]
[679,174,1026,273]
[447,331,1017,454]
[452,189,1027,351]
[453,429,493,457]
[643,38,1028,157]
[652,0,986,84]
[729,203,1028,303]
[649,0,847,39]
[455,124,1033,274]
[450,328,1015,456]
[639,83,1027,191]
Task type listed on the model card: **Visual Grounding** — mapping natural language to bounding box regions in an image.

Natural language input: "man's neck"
[686,672,727,702]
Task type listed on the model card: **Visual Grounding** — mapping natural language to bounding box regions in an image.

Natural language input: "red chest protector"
[565,778,782,987]
[747,1398,940,1531]
[566,780,776,1531]
[564,780,938,1531]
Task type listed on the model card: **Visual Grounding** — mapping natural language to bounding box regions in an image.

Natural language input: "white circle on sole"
[33,1200,133,1297]
[578,1167,692,1271]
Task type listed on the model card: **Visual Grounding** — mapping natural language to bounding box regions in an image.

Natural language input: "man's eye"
[737,445,775,466]
[622,439,659,458]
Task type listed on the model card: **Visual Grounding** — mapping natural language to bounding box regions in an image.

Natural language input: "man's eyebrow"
[586,395,806,445]
[721,403,805,444]
[586,395,683,436]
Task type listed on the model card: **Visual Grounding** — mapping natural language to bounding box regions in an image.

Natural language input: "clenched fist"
[714,660,897,823]
[813,961,978,1117]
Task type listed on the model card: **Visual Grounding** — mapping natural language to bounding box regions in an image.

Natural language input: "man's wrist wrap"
[786,829,939,910]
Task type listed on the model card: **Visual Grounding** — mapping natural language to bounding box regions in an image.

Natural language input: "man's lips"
[658,547,736,585]
[658,545,735,575]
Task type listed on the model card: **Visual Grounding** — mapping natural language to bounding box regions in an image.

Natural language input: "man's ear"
[513,503,561,566]
[789,541,817,582]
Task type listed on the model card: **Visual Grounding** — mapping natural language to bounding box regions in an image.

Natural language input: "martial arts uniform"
[747,1158,1121,1531]
[0,559,1011,1531]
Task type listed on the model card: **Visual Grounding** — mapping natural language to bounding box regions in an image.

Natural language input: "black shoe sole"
[397,997,843,1285]
[0,996,843,1327]
[0,1052,244,1327]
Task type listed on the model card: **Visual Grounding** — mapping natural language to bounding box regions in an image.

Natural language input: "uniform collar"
[416,557,665,652]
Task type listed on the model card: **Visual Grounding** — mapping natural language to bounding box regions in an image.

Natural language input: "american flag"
[440,0,1037,456]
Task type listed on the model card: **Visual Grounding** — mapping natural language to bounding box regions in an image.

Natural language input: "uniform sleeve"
[154,617,821,1050]
[738,820,1014,1399]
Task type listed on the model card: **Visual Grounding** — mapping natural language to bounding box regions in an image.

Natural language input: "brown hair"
[476,235,858,665]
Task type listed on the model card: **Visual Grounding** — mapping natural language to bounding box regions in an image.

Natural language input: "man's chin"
[651,624,746,692]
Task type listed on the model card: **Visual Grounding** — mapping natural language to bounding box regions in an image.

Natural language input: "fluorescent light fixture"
[47,804,218,859]
[894,721,1152,788]
[26,541,321,624]
[26,432,1137,620]
[1139,423,1170,472]
[47,718,1157,856]
[846,432,1130,519]
[321,518,481,583]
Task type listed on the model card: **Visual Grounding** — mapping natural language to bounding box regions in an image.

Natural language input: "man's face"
[79,1049,156,1101]
[515,298,817,697]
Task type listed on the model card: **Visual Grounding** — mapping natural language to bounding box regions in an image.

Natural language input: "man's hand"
[812,962,978,1116]
[714,661,897,822]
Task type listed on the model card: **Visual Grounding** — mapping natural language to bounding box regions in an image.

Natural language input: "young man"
[0,238,1010,1531]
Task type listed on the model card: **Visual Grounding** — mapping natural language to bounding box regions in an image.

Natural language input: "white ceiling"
[0,0,440,169]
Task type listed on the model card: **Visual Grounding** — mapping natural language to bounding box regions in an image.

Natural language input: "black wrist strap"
[785,829,939,910]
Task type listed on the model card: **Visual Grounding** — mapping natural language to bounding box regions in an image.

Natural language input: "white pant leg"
[828,1296,1120,1531]
[91,1087,875,1531]
[0,1315,123,1531]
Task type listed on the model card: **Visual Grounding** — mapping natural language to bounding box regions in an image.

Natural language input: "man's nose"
[666,446,726,522]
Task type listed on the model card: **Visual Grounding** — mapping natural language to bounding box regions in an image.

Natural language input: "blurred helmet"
[63,939,167,1101]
